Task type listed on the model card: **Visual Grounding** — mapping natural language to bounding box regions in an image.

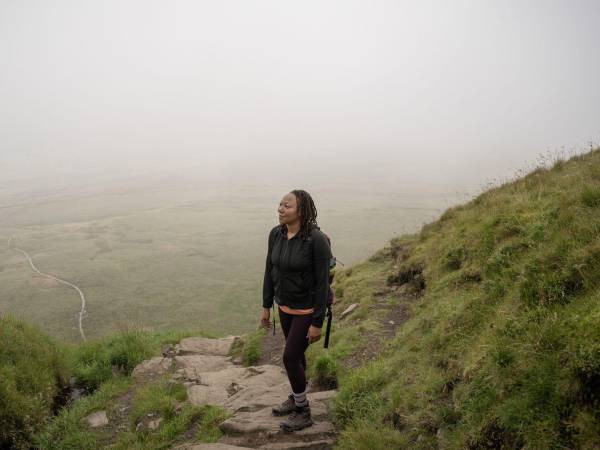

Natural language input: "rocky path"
[131,336,338,450]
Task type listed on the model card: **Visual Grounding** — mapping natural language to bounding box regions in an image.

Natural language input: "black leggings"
[278,307,313,394]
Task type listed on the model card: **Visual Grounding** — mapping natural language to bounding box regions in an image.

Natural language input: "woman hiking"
[260,189,332,432]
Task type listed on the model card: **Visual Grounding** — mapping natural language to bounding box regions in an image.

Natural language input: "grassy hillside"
[306,148,600,449]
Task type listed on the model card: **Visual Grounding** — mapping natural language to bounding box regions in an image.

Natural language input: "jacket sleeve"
[262,227,276,309]
[311,232,332,328]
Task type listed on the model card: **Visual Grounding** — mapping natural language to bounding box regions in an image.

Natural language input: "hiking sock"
[292,388,308,408]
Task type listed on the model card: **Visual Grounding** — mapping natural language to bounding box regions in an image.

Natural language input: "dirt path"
[7,236,87,342]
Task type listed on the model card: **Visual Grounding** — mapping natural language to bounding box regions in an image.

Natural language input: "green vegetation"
[0,316,217,450]
[35,377,132,450]
[112,378,220,450]
[0,315,71,450]
[229,327,266,366]
[72,328,208,390]
[307,149,600,449]
[195,405,231,443]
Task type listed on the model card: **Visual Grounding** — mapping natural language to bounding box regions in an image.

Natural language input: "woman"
[261,189,332,432]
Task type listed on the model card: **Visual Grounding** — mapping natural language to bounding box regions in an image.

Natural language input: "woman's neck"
[286,222,301,236]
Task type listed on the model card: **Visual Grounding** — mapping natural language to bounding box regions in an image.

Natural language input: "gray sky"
[1,0,599,192]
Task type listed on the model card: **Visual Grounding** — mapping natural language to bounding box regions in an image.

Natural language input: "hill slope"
[2,148,599,449]
[304,148,600,449]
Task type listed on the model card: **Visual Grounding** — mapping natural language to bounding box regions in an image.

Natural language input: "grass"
[111,378,230,449]
[304,148,600,449]
[71,327,211,391]
[229,327,266,366]
[35,376,132,450]
[0,315,219,450]
[0,315,71,450]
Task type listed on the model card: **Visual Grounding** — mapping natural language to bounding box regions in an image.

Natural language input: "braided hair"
[289,189,319,240]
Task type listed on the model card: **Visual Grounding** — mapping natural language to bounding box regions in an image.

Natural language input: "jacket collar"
[280,224,316,241]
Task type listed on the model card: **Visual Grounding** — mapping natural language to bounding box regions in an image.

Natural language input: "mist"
[1,0,599,197]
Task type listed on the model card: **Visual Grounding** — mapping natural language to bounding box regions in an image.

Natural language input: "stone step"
[172,444,253,450]
[258,439,336,450]
[176,336,238,356]
[185,365,288,409]
[220,405,334,436]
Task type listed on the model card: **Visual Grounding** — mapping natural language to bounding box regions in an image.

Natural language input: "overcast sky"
[1,0,599,192]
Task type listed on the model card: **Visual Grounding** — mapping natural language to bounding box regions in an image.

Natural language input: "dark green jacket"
[262,224,332,328]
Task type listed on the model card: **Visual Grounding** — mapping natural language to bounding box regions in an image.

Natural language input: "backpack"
[320,231,338,307]
[302,226,342,348]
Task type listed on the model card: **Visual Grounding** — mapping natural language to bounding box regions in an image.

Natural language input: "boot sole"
[271,409,294,417]
[279,420,314,433]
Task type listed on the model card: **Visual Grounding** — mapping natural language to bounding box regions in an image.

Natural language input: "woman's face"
[278,192,301,225]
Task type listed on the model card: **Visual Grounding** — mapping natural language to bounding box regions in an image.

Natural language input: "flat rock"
[259,439,336,449]
[220,404,332,436]
[84,410,109,427]
[188,383,232,406]
[223,382,290,412]
[307,390,337,402]
[187,365,287,408]
[132,356,173,381]
[172,444,253,450]
[174,355,232,380]
[176,336,236,356]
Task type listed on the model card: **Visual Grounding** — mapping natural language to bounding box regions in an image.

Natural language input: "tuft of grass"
[195,405,231,442]
[581,186,600,207]
[130,378,188,425]
[72,329,157,391]
[313,354,339,389]
[230,328,266,366]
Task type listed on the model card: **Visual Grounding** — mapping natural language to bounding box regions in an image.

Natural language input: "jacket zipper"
[282,237,290,298]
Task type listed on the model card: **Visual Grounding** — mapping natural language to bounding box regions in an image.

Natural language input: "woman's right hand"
[260,308,271,330]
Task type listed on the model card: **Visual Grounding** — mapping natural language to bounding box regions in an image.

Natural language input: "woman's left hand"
[307,325,322,344]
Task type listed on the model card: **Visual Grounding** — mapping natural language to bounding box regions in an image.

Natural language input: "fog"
[1,0,599,196]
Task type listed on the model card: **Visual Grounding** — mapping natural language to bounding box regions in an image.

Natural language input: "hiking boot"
[272,394,295,416]
[279,402,313,432]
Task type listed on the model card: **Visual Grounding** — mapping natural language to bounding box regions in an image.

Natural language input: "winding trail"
[7,237,87,342]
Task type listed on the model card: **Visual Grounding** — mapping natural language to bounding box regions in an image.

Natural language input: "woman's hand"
[260,308,271,330]
[307,325,322,344]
